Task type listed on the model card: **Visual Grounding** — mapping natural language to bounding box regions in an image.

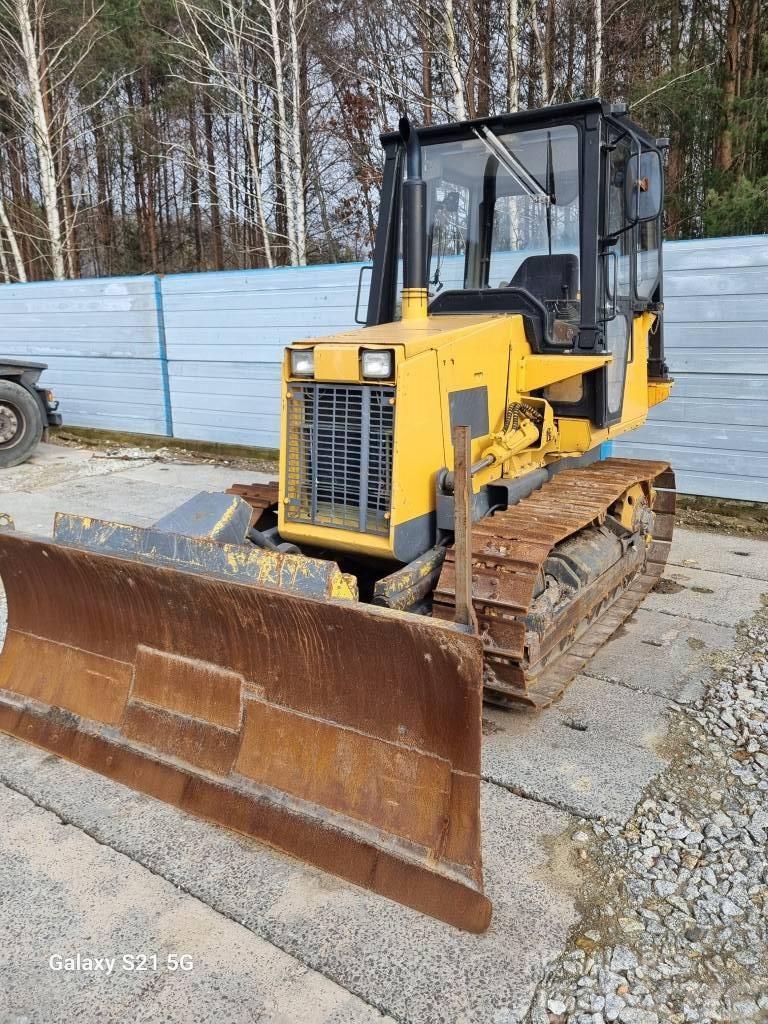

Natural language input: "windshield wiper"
[473,127,552,205]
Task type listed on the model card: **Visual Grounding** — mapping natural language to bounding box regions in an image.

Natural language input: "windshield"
[422,123,581,312]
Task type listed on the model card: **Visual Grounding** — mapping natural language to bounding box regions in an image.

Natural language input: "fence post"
[153,274,174,437]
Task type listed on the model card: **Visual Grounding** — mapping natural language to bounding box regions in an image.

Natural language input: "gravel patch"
[525,601,768,1024]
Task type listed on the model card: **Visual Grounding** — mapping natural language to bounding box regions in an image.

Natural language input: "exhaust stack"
[399,116,428,320]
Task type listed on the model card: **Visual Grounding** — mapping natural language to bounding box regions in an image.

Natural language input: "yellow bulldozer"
[0,99,675,933]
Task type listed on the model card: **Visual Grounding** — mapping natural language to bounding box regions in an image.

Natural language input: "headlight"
[290,349,315,377]
[361,349,394,379]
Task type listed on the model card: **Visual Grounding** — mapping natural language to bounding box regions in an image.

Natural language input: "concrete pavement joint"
[0,771,395,1024]
[644,606,736,628]
[581,669,689,702]
[666,560,768,583]
[481,774,604,823]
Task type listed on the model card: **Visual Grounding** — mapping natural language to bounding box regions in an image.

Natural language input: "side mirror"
[625,150,662,223]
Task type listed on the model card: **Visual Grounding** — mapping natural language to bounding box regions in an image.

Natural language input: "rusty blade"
[0,531,490,933]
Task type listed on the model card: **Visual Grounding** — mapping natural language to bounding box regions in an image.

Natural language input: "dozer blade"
[0,518,490,933]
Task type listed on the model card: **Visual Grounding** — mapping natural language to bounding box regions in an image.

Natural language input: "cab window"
[636,218,661,300]
[422,123,581,313]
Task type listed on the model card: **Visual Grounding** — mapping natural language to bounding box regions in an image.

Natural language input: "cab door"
[602,132,634,423]
[601,128,664,424]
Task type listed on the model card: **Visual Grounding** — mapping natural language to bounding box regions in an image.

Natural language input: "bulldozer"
[0,99,675,933]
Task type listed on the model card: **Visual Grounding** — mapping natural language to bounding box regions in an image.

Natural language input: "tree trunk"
[16,0,66,278]
[0,232,9,282]
[717,0,740,173]
[188,96,203,269]
[564,0,575,99]
[530,8,550,102]
[507,0,519,111]
[475,0,491,116]
[138,72,160,272]
[594,0,603,96]
[202,91,224,270]
[465,0,477,117]
[223,111,238,262]
[0,187,27,281]
[527,27,537,107]
[287,0,307,264]
[544,0,556,103]
[7,139,33,275]
[268,0,298,263]
[444,0,467,118]
[743,0,759,86]
[420,6,433,124]
[62,160,80,278]
[95,119,114,276]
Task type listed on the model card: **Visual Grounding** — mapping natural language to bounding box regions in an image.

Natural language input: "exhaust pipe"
[399,116,428,320]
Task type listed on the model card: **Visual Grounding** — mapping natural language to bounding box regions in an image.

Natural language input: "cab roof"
[380,98,659,151]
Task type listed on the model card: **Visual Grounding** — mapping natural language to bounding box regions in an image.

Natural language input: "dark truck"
[0,360,61,468]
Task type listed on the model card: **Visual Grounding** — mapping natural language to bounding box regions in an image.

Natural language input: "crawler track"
[226,481,279,516]
[433,458,676,708]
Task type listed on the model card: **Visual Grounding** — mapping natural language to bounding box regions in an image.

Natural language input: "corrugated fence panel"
[161,264,368,448]
[0,276,169,435]
[614,235,768,501]
[1,235,766,499]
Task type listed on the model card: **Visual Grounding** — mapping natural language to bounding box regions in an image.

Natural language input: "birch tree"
[593,0,602,95]
[0,188,27,281]
[266,0,299,263]
[0,0,117,279]
[0,0,764,278]
[0,0,66,277]
[286,0,307,264]
[507,0,520,111]
[443,0,467,118]
[173,0,275,267]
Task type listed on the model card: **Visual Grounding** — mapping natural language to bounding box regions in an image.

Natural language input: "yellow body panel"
[313,345,364,382]
[393,349,446,531]
[517,353,610,392]
[648,379,673,407]
[279,310,671,561]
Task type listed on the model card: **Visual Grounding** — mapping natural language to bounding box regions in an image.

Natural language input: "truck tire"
[0,380,44,468]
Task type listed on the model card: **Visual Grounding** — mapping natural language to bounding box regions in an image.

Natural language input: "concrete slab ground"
[0,442,765,1023]
[482,674,670,822]
[667,527,768,581]
[643,562,768,626]
[0,782,392,1024]
[584,606,731,701]
[0,443,272,536]
[0,735,579,1024]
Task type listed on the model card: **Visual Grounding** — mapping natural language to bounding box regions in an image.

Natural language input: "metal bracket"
[452,425,478,632]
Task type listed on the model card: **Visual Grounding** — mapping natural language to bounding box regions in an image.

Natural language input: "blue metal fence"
[614,235,768,501]
[0,234,765,500]
[0,275,167,435]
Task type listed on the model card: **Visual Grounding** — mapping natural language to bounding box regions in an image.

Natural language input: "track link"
[433,458,676,708]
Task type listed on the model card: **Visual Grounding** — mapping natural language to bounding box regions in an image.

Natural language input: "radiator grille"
[285,383,395,535]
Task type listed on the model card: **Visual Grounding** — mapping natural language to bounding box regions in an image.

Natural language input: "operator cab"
[365,99,668,428]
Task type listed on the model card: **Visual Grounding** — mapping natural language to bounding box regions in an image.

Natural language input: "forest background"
[0,0,764,281]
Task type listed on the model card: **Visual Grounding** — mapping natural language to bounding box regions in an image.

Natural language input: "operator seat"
[507,254,579,303]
